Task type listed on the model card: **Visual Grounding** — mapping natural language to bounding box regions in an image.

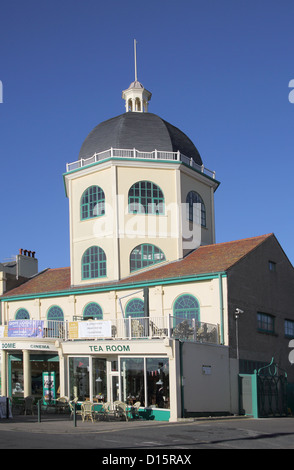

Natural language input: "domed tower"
[64,62,219,286]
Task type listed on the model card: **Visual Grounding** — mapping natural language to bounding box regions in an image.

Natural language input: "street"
[0,415,293,450]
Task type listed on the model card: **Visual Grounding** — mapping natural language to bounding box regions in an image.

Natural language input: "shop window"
[69,357,90,401]
[83,302,103,320]
[10,355,59,399]
[82,246,107,279]
[146,358,169,409]
[120,357,170,409]
[128,181,164,215]
[121,358,145,406]
[81,185,105,220]
[15,308,30,320]
[186,191,206,227]
[92,358,107,402]
[130,243,166,272]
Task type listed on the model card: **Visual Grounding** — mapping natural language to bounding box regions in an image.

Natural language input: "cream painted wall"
[65,158,218,286]
[180,169,215,248]
[2,276,228,345]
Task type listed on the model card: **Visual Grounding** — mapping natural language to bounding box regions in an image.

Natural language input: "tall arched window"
[15,308,30,320]
[83,302,103,320]
[173,294,200,324]
[130,243,166,272]
[82,246,107,279]
[186,191,206,227]
[128,181,164,215]
[47,306,64,338]
[81,185,105,220]
[125,298,144,318]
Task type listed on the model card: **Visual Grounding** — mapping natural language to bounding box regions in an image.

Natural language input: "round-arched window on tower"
[82,246,107,279]
[130,243,166,272]
[128,181,164,215]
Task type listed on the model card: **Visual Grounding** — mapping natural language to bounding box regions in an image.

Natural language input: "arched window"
[125,298,144,318]
[83,302,103,320]
[47,306,64,321]
[173,294,200,324]
[81,185,105,220]
[82,246,107,279]
[186,191,206,227]
[15,308,30,320]
[47,306,64,338]
[128,181,164,215]
[130,243,166,272]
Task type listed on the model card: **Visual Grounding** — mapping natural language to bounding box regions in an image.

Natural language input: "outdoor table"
[0,397,12,418]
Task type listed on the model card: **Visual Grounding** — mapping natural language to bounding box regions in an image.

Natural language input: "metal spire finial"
[134,39,138,82]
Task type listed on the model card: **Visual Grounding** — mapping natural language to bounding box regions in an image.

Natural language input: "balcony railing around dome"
[66,147,216,179]
[0,318,220,344]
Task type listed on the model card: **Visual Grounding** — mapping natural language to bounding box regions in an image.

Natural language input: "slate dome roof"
[78,112,202,166]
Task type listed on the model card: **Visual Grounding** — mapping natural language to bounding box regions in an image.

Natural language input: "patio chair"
[95,401,111,421]
[114,401,129,421]
[24,396,35,415]
[69,398,82,419]
[131,401,141,419]
[81,401,95,422]
[56,396,69,414]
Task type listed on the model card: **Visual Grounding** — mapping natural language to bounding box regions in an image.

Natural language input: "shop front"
[62,339,175,421]
[0,339,60,401]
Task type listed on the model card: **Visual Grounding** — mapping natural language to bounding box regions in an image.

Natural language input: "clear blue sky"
[1,0,294,271]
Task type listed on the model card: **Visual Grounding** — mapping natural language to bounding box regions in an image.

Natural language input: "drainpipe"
[218,273,225,344]
[179,340,185,418]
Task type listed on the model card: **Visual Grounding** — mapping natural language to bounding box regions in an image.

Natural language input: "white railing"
[66,148,216,179]
[0,317,220,344]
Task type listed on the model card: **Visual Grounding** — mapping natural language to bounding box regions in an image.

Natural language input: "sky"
[0,0,294,271]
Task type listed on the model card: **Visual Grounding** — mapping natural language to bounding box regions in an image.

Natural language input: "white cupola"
[122,40,152,113]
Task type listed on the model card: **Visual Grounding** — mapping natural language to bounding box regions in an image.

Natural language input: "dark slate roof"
[78,112,203,165]
[1,234,273,298]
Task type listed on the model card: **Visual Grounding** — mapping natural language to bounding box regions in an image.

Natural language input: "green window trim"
[83,302,103,320]
[130,243,166,272]
[82,246,107,280]
[128,180,165,215]
[81,185,105,220]
[173,294,200,325]
[15,308,30,320]
[186,191,206,227]
[47,305,64,321]
[125,298,144,318]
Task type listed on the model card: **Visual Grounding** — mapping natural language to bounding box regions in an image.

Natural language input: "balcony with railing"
[66,148,216,180]
[0,316,220,345]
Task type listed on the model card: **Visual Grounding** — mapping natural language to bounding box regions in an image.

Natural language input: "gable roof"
[0,233,273,300]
